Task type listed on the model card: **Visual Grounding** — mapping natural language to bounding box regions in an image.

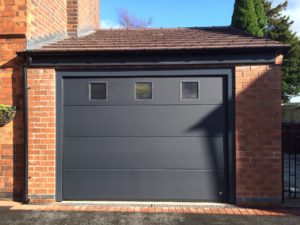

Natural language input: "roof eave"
[18,45,289,58]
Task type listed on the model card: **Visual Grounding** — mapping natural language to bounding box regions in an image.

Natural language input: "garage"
[56,69,233,202]
[18,27,286,205]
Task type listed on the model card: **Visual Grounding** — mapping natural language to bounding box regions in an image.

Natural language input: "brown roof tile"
[35,27,287,52]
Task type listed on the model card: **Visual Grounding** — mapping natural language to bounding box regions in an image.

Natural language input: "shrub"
[0,104,16,126]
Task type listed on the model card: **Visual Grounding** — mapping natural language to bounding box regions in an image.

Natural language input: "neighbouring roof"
[26,26,287,54]
[282,103,300,110]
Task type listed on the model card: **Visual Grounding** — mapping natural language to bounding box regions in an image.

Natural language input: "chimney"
[67,0,100,37]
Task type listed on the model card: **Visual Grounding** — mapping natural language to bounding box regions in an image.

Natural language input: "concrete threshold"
[59,201,236,208]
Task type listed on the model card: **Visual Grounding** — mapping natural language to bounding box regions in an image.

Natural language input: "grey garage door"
[62,76,228,202]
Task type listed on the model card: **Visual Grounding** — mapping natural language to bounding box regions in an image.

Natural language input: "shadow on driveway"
[1,207,300,225]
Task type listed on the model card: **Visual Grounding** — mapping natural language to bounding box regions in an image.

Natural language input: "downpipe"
[23,57,32,203]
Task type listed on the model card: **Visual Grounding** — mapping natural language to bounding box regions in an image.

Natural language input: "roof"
[26,26,288,54]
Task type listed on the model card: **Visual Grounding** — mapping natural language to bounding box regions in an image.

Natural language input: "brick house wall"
[235,64,282,206]
[0,0,27,200]
[78,0,100,35]
[27,68,56,203]
[27,0,100,47]
[27,0,68,49]
[67,0,100,36]
[67,0,78,36]
[0,0,100,201]
[0,37,26,200]
[0,0,27,34]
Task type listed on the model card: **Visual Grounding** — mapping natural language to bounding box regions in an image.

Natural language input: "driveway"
[1,207,299,225]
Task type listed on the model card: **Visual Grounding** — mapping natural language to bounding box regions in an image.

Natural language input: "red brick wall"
[0,0,27,34]
[0,36,26,200]
[0,0,100,38]
[27,68,56,203]
[67,0,100,36]
[27,0,100,45]
[0,0,27,200]
[235,64,282,206]
[67,0,78,36]
[78,0,100,34]
[27,0,67,47]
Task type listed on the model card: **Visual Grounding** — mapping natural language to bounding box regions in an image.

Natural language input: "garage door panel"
[63,77,224,106]
[61,75,229,202]
[64,105,225,137]
[63,170,226,201]
[63,137,225,170]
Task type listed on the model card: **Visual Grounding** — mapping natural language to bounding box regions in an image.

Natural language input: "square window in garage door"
[135,82,153,100]
[89,82,107,100]
[180,81,200,100]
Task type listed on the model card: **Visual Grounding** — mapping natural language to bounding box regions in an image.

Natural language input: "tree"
[263,1,291,42]
[263,0,300,102]
[117,8,152,29]
[253,0,268,36]
[231,0,261,36]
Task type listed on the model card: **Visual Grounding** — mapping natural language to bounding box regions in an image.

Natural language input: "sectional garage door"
[60,75,228,202]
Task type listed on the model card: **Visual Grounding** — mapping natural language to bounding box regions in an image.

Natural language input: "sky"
[101,0,235,28]
[101,0,300,36]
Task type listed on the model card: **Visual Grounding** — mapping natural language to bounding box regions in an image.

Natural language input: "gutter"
[18,45,290,58]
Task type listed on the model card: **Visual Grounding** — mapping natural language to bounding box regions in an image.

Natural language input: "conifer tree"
[263,0,300,102]
[253,0,268,36]
[231,0,261,36]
